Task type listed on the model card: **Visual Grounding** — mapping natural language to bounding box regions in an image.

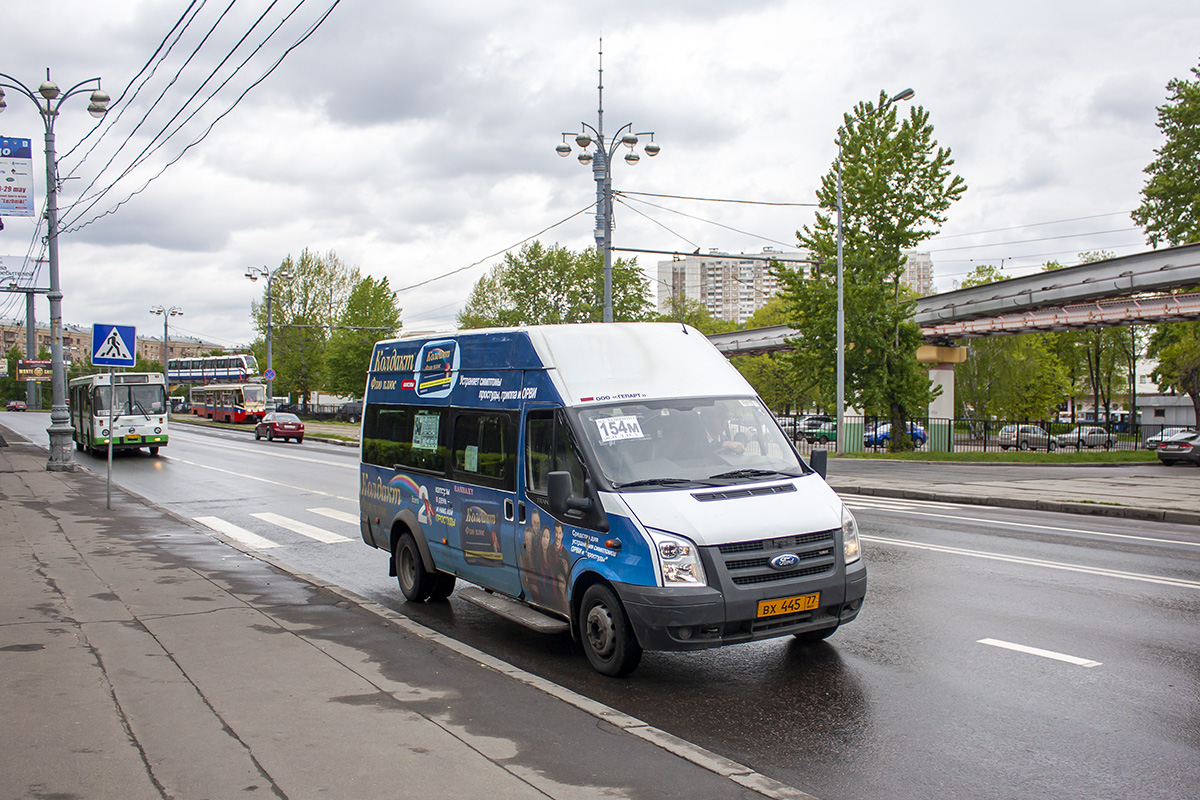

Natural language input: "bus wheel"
[429,573,457,601]
[149,446,160,456]
[580,584,642,677]
[395,533,433,602]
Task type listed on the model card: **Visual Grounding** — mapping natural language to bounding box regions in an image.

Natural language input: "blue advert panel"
[368,331,558,409]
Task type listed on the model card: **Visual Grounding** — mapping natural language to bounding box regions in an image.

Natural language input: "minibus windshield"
[576,397,807,488]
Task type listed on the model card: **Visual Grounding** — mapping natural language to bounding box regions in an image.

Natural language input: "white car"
[1144,427,1196,450]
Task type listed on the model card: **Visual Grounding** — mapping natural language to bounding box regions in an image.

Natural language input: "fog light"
[676,627,693,640]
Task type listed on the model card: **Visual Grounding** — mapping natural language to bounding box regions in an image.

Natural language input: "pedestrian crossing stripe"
[194,509,356,550]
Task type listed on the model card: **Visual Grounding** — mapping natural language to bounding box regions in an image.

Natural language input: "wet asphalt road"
[5,414,1199,800]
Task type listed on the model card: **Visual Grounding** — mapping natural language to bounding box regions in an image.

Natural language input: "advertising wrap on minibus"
[358,323,865,676]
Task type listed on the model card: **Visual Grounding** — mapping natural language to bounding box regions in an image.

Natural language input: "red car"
[6,400,27,411]
[254,412,304,443]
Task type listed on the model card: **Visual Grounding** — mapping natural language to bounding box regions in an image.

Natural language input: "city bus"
[167,353,259,383]
[359,323,865,676]
[190,382,267,422]
[68,372,169,455]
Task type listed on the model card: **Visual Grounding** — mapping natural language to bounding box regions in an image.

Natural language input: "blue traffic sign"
[264,368,276,380]
[92,324,137,367]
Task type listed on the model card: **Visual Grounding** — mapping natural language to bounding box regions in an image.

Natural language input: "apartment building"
[1,317,225,364]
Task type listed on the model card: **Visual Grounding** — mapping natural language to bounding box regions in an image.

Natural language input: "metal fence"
[776,414,1183,454]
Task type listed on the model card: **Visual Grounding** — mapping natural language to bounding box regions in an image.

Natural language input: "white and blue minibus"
[359,323,865,676]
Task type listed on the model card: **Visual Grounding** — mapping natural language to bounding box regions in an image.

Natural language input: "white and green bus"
[69,372,169,456]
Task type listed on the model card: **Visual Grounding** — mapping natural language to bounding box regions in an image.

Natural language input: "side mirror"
[809,448,828,479]
[547,470,593,516]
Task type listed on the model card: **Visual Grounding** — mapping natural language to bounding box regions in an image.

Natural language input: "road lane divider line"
[165,434,355,469]
[849,504,1200,549]
[194,516,281,550]
[309,507,359,525]
[251,512,352,544]
[166,457,356,502]
[842,497,974,510]
[978,638,1101,668]
[862,534,1200,589]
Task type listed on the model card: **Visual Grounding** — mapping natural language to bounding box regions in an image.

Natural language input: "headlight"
[647,530,707,586]
[842,506,861,564]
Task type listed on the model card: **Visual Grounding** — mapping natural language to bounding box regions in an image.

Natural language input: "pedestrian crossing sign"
[92,324,137,367]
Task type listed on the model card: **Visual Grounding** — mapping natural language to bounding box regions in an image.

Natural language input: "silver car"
[997,424,1058,451]
[1058,426,1117,450]
[1144,427,1195,449]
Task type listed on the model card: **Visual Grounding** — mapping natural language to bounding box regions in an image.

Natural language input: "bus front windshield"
[95,385,165,416]
[575,397,807,488]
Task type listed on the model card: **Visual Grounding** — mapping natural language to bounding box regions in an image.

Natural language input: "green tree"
[784,92,965,449]
[457,242,652,328]
[1,346,23,401]
[251,249,359,406]
[1132,60,1200,247]
[1148,320,1200,426]
[324,276,402,397]
[730,296,807,414]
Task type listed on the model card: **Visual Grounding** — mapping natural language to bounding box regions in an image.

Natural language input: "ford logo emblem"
[770,553,800,569]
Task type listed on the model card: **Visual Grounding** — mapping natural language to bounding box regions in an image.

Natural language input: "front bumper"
[615,558,867,652]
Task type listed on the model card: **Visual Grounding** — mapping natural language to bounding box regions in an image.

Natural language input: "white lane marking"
[165,457,355,502]
[164,432,355,469]
[194,516,281,549]
[862,534,1200,589]
[251,512,352,544]
[310,507,359,525]
[978,638,1102,668]
[843,497,974,510]
[847,501,1200,549]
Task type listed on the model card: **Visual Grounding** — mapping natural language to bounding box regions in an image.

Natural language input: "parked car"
[336,401,362,424]
[997,424,1058,451]
[1155,430,1200,466]
[1144,427,1195,450]
[800,415,837,444]
[1058,425,1117,450]
[6,400,27,411]
[864,421,927,449]
[254,412,305,443]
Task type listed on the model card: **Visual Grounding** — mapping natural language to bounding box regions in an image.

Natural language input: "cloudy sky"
[1,0,1197,351]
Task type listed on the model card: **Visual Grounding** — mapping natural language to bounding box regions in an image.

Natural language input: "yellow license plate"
[757,592,820,618]
[124,434,140,441]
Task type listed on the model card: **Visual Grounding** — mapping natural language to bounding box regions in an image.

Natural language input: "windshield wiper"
[614,477,712,489]
[132,400,151,419]
[708,468,799,480]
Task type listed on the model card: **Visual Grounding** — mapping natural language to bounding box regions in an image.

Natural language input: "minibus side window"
[362,403,448,474]
[525,410,587,503]
[450,410,516,491]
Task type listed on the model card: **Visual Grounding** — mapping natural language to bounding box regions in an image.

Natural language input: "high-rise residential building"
[656,248,808,325]
[901,250,935,296]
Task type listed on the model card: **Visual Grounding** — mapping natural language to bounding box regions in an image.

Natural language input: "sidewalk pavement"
[825,462,1200,527]
[0,436,799,800]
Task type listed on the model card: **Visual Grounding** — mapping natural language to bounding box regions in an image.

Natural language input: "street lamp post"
[0,69,111,471]
[149,305,183,389]
[835,87,914,455]
[557,46,660,323]
[245,266,289,404]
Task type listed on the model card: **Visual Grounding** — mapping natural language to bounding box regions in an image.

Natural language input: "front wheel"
[395,532,434,602]
[1019,441,1031,451]
[579,584,642,677]
[1048,441,1057,452]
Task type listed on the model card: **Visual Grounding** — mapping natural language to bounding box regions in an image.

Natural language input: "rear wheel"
[255,430,261,440]
[268,430,275,442]
[395,532,433,602]
[1019,440,1031,451]
[149,446,160,456]
[1048,440,1057,452]
[579,584,642,677]
[295,436,303,444]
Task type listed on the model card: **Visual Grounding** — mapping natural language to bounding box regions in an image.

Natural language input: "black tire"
[1019,440,1031,451]
[268,430,275,442]
[1000,445,1010,451]
[295,436,303,444]
[793,625,838,644]
[149,446,160,456]
[255,430,261,440]
[428,572,457,601]
[579,584,642,677]
[1048,441,1056,452]
[395,532,433,602]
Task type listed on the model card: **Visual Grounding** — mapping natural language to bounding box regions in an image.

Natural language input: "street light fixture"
[245,265,290,405]
[557,46,660,323]
[835,87,914,455]
[149,305,183,390]
[0,69,111,471]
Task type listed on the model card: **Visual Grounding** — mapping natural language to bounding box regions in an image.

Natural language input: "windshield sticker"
[595,415,645,443]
